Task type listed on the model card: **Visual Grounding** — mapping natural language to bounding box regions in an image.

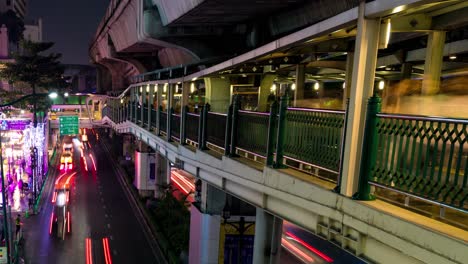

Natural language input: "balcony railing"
[110,94,468,216]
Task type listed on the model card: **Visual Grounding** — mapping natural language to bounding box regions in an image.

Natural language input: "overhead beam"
[392,14,432,32]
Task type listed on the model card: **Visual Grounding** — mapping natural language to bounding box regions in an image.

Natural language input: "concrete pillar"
[293,64,305,107]
[258,74,276,112]
[401,62,413,80]
[154,152,169,198]
[343,52,354,109]
[340,1,381,197]
[134,87,138,121]
[200,181,226,214]
[269,217,283,264]
[422,31,445,95]
[148,84,154,129]
[252,208,274,263]
[181,82,190,110]
[140,86,144,124]
[188,204,221,264]
[204,77,231,113]
[189,181,225,264]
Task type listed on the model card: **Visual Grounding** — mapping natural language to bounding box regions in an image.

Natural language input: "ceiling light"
[314,82,319,91]
[378,80,385,90]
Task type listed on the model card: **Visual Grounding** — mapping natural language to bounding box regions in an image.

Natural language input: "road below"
[23,134,164,264]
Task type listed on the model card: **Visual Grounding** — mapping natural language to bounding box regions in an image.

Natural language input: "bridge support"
[422,31,445,95]
[252,208,282,264]
[340,1,381,197]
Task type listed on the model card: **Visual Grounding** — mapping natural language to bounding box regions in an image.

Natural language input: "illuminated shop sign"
[0,119,31,130]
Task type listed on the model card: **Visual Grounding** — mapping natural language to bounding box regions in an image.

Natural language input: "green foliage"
[152,186,190,256]
[0,10,24,44]
[1,40,66,90]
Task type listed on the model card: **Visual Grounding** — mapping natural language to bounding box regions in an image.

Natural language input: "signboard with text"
[0,247,7,264]
[59,116,79,135]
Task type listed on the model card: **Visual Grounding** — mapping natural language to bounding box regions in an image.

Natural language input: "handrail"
[377,112,468,124]
[288,107,345,114]
[207,112,227,117]
[238,110,270,116]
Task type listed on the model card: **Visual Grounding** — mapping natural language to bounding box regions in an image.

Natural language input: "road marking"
[107,223,111,229]
[113,250,117,256]
[101,197,104,202]
[105,214,108,218]
[110,235,113,240]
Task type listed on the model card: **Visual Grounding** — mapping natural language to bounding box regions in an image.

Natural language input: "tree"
[0,40,66,126]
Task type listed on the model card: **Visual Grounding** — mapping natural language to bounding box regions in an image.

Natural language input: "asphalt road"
[22,135,164,264]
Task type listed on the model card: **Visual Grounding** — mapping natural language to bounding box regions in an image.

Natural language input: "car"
[49,190,72,239]
[60,152,73,171]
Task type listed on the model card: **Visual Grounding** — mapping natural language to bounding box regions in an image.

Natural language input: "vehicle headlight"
[57,193,66,206]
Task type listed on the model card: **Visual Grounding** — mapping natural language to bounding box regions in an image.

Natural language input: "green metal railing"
[151,109,157,130]
[109,87,468,214]
[206,112,227,148]
[186,112,199,143]
[236,110,270,157]
[171,112,181,141]
[284,107,345,173]
[143,107,149,126]
[370,113,468,210]
[159,111,167,133]
[136,105,142,123]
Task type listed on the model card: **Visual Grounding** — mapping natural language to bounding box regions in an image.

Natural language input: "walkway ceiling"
[168,0,307,26]
[208,1,468,83]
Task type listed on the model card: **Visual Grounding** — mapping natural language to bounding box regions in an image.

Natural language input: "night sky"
[28,0,109,65]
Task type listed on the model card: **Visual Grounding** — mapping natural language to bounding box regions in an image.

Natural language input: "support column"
[401,62,413,79]
[181,82,190,111]
[340,1,381,197]
[189,181,226,264]
[258,74,276,112]
[140,86,144,125]
[167,83,175,141]
[343,52,354,109]
[253,208,277,264]
[148,84,154,129]
[156,84,162,134]
[154,152,169,199]
[133,87,138,122]
[269,217,283,264]
[293,64,305,107]
[204,77,231,113]
[422,31,445,95]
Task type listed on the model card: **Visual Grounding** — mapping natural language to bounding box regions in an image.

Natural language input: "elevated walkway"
[103,116,468,263]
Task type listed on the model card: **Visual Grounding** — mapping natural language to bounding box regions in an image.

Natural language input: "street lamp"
[222,201,254,264]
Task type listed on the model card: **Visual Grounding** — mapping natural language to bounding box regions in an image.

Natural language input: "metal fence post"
[274,94,289,168]
[266,100,278,167]
[157,105,162,136]
[224,104,233,156]
[229,95,241,157]
[353,96,381,200]
[180,105,188,145]
[200,103,210,150]
[197,105,204,149]
[167,107,173,142]
[334,98,350,193]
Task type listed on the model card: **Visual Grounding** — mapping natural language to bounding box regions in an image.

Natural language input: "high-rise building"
[23,18,41,42]
[0,0,27,19]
